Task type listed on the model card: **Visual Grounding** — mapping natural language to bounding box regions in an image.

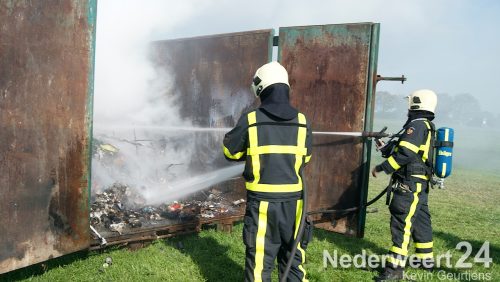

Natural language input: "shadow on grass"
[313,228,387,256]
[405,230,500,279]
[0,250,91,282]
[312,228,386,279]
[311,227,500,279]
[434,230,500,261]
[163,228,244,282]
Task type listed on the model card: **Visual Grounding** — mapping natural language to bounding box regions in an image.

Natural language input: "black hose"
[280,185,388,281]
[306,186,388,216]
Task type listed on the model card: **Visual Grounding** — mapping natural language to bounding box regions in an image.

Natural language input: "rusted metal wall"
[150,30,273,222]
[279,23,379,236]
[0,0,97,274]
[149,25,379,237]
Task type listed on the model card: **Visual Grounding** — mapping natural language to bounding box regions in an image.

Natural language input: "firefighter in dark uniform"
[372,89,438,281]
[223,61,312,282]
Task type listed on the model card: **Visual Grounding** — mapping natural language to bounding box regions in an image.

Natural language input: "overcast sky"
[97,0,500,114]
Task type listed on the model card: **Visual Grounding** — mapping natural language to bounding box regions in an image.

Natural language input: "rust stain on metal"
[279,24,375,235]
[146,31,273,227]
[0,0,95,274]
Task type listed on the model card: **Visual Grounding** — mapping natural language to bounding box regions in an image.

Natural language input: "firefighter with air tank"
[372,89,439,281]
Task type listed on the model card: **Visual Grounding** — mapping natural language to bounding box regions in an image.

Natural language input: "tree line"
[374,91,499,128]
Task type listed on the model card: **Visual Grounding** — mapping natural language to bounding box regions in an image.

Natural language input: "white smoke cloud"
[94,0,207,124]
[92,0,226,202]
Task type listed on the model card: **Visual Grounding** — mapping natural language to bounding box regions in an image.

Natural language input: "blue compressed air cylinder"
[435,127,454,178]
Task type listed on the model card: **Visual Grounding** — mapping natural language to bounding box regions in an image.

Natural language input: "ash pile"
[90,183,245,235]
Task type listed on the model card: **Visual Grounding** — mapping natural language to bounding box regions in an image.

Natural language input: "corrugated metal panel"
[278,23,379,236]
[0,0,97,274]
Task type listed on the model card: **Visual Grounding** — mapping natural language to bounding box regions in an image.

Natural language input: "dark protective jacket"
[378,117,435,182]
[223,85,312,201]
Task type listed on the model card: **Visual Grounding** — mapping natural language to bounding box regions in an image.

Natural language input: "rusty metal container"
[0,0,97,274]
[90,24,379,243]
[93,24,379,242]
[0,16,379,273]
[280,23,380,236]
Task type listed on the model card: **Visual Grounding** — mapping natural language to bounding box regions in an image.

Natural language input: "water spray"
[94,124,391,138]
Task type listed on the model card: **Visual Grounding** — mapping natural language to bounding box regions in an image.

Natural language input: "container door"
[0,0,97,274]
[279,23,380,237]
[147,30,273,224]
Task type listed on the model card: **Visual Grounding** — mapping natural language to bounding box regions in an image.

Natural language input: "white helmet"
[407,89,438,113]
[251,61,290,97]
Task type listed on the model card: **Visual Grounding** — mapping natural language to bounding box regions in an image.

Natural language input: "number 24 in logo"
[456,241,492,268]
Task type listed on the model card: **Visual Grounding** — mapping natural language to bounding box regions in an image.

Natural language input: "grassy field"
[2,165,499,282]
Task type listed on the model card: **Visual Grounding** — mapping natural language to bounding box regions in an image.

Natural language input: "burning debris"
[90,137,246,238]
[90,183,244,235]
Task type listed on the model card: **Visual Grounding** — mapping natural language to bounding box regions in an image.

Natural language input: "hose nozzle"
[361,126,389,138]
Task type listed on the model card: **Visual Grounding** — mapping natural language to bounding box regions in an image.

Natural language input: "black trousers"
[243,199,311,282]
[387,181,434,267]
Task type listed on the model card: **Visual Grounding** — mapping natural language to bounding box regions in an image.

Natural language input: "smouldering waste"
[90,183,245,235]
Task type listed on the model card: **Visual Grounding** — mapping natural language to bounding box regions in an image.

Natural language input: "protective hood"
[403,110,435,127]
[258,83,298,120]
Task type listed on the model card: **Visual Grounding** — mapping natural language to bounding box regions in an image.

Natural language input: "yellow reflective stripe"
[223,145,245,160]
[390,246,408,256]
[298,113,306,125]
[298,264,308,282]
[305,155,312,163]
[388,156,401,170]
[424,121,431,130]
[401,183,422,252]
[444,128,449,141]
[294,200,308,281]
[399,141,419,153]
[441,163,447,178]
[415,242,433,249]
[246,182,302,193]
[248,111,257,142]
[294,200,303,238]
[421,133,431,161]
[295,113,307,188]
[248,112,260,186]
[247,145,307,156]
[387,256,406,267]
[253,201,269,282]
[411,174,430,180]
[421,121,432,161]
[415,252,434,259]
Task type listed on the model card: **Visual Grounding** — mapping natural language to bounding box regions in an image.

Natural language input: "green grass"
[3,167,499,282]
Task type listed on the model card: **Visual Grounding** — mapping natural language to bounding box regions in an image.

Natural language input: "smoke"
[92,1,242,203]
[94,1,201,124]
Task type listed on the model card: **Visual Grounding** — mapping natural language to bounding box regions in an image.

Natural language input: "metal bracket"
[273,36,279,46]
[376,74,406,84]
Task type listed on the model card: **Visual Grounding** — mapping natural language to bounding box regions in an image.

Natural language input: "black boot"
[375,266,404,281]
